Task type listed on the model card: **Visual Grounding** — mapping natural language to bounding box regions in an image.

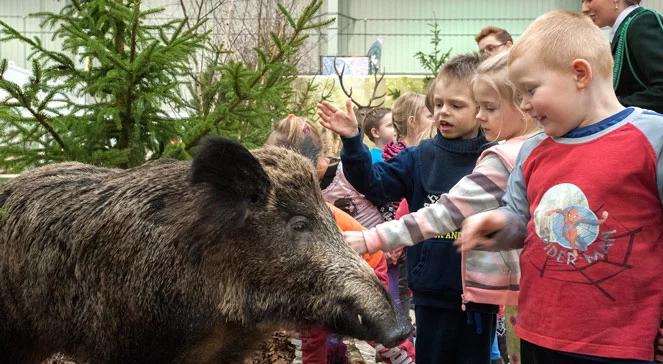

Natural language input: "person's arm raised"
[317,99,360,138]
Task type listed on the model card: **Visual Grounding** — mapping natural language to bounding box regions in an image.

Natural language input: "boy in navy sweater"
[318,53,495,364]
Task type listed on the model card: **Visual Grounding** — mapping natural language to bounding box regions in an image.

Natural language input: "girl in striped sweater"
[344,51,539,307]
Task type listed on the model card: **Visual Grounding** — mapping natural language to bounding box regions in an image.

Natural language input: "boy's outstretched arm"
[456,139,536,252]
[317,99,359,138]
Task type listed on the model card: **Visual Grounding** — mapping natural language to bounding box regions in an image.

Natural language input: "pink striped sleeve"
[368,154,511,251]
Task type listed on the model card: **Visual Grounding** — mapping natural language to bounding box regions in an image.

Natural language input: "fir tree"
[0,0,208,170]
[414,20,452,82]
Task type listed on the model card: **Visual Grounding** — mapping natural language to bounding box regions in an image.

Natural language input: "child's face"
[414,108,434,136]
[432,78,481,140]
[509,53,585,138]
[373,112,396,146]
[581,0,619,28]
[474,81,524,142]
[316,155,330,181]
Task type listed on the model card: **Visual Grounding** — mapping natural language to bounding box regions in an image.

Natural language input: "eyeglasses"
[480,43,507,55]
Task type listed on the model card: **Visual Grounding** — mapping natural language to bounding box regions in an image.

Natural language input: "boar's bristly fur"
[0,137,411,364]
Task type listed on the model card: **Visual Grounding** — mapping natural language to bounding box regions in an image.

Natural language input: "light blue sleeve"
[493,134,547,250]
[632,110,663,204]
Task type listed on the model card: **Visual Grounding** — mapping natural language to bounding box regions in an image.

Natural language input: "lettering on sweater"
[433,231,460,240]
[426,194,459,239]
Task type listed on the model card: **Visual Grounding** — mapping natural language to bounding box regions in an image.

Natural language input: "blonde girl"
[265,114,329,180]
[382,92,434,159]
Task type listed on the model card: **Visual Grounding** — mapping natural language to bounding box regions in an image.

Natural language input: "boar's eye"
[288,216,310,233]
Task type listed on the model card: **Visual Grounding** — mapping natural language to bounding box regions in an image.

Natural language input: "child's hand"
[343,230,368,254]
[455,210,508,252]
[317,99,360,138]
[386,248,403,265]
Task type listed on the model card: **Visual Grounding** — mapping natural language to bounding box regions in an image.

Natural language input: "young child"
[319,53,495,364]
[362,107,395,164]
[384,93,434,154]
[458,11,663,363]
[381,92,434,324]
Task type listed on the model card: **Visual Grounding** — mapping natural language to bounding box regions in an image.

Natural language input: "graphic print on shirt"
[532,183,639,301]
[423,194,440,207]
[534,183,610,257]
[423,193,460,240]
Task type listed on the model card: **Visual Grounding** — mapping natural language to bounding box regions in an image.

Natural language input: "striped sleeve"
[364,154,510,252]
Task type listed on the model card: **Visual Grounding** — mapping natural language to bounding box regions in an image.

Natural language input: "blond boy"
[459,10,663,363]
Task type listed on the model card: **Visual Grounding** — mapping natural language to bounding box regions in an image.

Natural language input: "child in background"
[381,92,436,217]
[319,53,495,364]
[459,11,663,363]
[362,107,395,164]
[388,92,434,154]
[381,92,434,327]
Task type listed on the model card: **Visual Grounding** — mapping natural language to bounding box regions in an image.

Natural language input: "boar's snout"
[357,305,413,348]
[330,289,413,348]
[376,313,413,348]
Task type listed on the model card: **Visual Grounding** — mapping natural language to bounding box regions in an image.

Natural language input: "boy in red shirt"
[459,10,663,363]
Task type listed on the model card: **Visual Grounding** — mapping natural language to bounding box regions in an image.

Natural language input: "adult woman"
[582,0,663,113]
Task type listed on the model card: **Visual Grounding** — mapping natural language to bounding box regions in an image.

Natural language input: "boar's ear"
[191,137,271,225]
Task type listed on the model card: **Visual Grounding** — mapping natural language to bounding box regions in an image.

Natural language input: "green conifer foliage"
[0,0,331,171]
[0,0,208,170]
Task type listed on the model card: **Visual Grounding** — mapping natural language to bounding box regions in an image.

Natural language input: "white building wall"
[1,0,663,74]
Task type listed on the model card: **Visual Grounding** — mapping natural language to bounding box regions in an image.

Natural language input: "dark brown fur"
[0,137,410,364]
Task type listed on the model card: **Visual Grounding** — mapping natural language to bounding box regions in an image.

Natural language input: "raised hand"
[317,99,360,138]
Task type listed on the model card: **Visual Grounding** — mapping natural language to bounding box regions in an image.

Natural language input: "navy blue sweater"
[341,131,496,311]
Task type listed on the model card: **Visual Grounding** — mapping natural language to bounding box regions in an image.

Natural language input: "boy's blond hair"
[392,93,426,140]
[509,10,613,80]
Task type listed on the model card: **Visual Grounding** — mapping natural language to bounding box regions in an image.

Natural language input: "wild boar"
[0,137,411,364]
